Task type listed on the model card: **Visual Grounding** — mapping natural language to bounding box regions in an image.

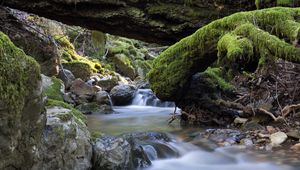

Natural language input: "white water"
[132,89,175,107]
[87,89,297,170]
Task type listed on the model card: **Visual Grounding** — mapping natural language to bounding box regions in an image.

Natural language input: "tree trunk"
[2,0,257,44]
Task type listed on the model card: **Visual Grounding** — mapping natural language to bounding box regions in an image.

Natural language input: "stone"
[0,32,45,169]
[266,126,277,134]
[95,91,112,106]
[63,92,75,104]
[93,136,132,170]
[58,69,75,89]
[270,132,288,146]
[96,75,119,92]
[70,79,98,96]
[240,138,253,146]
[291,143,300,150]
[234,117,248,124]
[112,53,136,80]
[76,102,107,114]
[110,85,136,105]
[287,130,300,140]
[242,121,265,131]
[34,106,92,169]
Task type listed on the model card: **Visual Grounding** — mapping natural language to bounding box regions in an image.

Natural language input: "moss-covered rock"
[111,54,136,80]
[55,35,104,80]
[0,31,44,169]
[42,76,64,101]
[46,99,87,126]
[148,7,300,101]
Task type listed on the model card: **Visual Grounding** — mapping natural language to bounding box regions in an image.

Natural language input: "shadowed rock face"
[3,0,256,44]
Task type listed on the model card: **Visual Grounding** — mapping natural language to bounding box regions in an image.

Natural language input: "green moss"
[111,54,136,79]
[43,77,64,101]
[54,35,75,50]
[201,67,234,91]
[46,99,87,126]
[0,32,41,114]
[148,7,300,100]
[63,61,95,80]
[56,112,73,122]
[277,0,293,6]
[217,33,253,63]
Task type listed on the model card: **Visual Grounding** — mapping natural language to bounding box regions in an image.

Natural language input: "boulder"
[93,136,132,170]
[58,68,75,89]
[0,32,44,169]
[110,85,136,105]
[96,75,119,92]
[94,91,113,113]
[70,79,98,96]
[34,106,92,170]
[76,102,112,114]
[111,54,136,80]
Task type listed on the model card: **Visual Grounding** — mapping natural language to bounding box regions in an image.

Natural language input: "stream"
[87,89,297,170]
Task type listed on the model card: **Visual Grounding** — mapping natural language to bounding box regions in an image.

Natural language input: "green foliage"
[0,32,41,114]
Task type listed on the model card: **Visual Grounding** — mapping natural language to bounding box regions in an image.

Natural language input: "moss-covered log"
[148,7,300,101]
[2,0,259,45]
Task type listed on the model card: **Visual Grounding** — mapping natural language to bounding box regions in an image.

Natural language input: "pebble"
[270,132,288,146]
[290,143,300,150]
[266,126,277,134]
[234,117,248,124]
[287,130,300,140]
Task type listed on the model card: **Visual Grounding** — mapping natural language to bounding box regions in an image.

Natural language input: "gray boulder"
[110,85,136,105]
[34,106,93,170]
[92,136,132,170]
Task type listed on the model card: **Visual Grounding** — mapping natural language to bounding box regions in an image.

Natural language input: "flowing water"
[87,89,297,170]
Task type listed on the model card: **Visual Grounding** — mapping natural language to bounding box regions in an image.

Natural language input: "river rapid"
[87,89,297,170]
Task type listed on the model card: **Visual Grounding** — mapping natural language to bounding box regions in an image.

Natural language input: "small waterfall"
[132,89,175,107]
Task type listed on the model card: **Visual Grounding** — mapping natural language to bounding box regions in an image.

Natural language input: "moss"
[135,60,153,78]
[54,35,75,50]
[63,61,95,80]
[217,33,253,63]
[43,77,64,101]
[111,54,136,79]
[46,99,87,126]
[55,34,103,76]
[277,0,293,6]
[56,112,73,122]
[91,31,106,57]
[148,7,300,100]
[0,32,41,114]
[201,67,234,91]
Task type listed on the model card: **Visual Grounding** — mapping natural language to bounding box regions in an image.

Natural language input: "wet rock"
[242,121,265,131]
[270,132,288,146]
[76,103,103,114]
[96,75,119,92]
[92,136,132,170]
[240,138,253,146]
[35,106,92,169]
[70,79,98,96]
[58,69,75,89]
[287,130,300,140]
[110,85,136,105]
[291,143,300,150]
[94,91,113,113]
